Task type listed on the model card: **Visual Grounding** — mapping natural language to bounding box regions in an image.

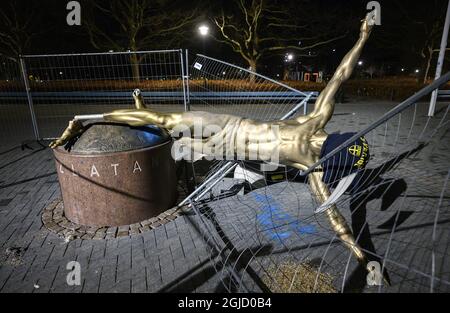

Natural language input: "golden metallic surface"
[133,89,146,109]
[49,119,84,149]
[50,13,386,282]
[309,172,367,263]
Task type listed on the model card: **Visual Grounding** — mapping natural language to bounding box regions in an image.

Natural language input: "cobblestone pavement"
[0,100,448,292]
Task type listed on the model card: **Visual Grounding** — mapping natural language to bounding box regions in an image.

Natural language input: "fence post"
[180,49,189,111]
[185,49,190,107]
[19,56,40,141]
[428,0,450,117]
[304,95,308,115]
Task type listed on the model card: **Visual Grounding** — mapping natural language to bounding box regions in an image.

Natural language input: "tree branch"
[262,34,346,53]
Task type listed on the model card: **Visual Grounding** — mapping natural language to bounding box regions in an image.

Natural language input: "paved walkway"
[0,100,448,292]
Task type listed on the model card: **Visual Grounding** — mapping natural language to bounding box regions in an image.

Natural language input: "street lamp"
[284,53,294,80]
[285,53,294,63]
[198,24,209,54]
[358,60,363,66]
[198,25,209,36]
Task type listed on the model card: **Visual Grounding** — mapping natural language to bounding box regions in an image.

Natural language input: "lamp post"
[198,24,209,54]
[284,53,294,80]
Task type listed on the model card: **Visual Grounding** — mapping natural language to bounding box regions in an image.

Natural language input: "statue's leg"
[302,12,374,130]
[308,172,368,264]
[308,171,391,285]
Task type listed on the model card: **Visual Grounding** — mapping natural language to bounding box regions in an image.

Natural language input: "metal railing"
[0,56,35,150]
[19,49,187,140]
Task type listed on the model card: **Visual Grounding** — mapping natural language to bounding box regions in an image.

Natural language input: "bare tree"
[420,31,447,84]
[390,0,448,83]
[364,65,377,79]
[0,1,37,62]
[83,0,198,81]
[212,0,347,75]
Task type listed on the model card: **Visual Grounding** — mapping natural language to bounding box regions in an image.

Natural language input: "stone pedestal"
[53,123,177,227]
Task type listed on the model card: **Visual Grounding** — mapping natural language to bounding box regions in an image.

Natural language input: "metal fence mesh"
[0,56,35,151]
[183,59,450,292]
[188,54,316,120]
[21,50,186,139]
[183,53,317,206]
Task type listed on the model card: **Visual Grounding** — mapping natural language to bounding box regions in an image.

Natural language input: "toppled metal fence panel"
[188,54,317,120]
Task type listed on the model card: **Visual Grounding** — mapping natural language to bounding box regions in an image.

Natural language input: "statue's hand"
[49,119,84,149]
[360,10,376,38]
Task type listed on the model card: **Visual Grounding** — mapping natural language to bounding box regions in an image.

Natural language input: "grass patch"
[263,260,337,293]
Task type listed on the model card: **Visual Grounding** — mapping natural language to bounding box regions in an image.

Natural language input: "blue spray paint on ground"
[253,193,315,244]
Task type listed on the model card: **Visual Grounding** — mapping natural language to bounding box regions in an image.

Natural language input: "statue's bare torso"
[171,111,327,169]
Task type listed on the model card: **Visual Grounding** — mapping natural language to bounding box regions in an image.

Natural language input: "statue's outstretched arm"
[103,109,182,129]
[103,89,181,128]
[306,11,376,129]
[49,119,84,148]
[133,89,146,109]
[49,86,186,148]
[49,109,183,149]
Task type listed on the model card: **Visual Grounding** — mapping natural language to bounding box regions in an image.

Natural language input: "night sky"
[0,0,448,77]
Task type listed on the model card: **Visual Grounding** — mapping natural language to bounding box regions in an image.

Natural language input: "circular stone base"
[42,199,181,240]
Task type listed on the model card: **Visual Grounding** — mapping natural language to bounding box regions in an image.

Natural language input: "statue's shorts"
[319,132,370,186]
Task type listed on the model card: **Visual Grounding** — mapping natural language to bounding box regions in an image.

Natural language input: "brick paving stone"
[150,221,162,229]
[131,277,147,293]
[106,227,117,236]
[0,102,449,293]
[117,225,130,237]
